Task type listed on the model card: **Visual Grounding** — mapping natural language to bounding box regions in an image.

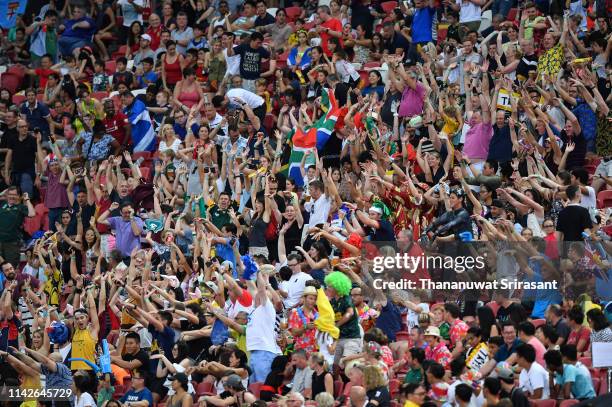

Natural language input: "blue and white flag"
[0,0,26,29]
[287,46,312,70]
[124,98,156,152]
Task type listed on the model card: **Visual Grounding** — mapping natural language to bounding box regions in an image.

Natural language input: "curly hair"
[324,271,352,297]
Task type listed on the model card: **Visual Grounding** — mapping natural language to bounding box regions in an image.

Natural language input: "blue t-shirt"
[555,364,596,400]
[63,17,97,40]
[375,299,402,341]
[148,325,175,356]
[120,388,154,406]
[494,338,522,362]
[411,7,435,43]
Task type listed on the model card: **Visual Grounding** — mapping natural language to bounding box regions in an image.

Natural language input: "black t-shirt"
[68,202,96,235]
[0,124,16,151]
[350,1,379,36]
[254,13,275,27]
[496,302,527,325]
[234,44,270,80]
[369,219,396,242]
[179,317,210,361]
[500,387,530,407]
[380,91,402,127]
[553,318,572,343]
[516,54,538,79]
[384,32,410,55]
[488,124,513,162]
[113,71,134,90]
[556,204,592,241]
[8,135,37,172]
[123,349,152,384]
[560,129,587,170]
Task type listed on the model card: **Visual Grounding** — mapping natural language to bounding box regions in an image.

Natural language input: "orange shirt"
[320,18,343,56]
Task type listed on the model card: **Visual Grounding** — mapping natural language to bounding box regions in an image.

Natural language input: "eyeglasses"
[287,262,299,267]
[543,224,554,228]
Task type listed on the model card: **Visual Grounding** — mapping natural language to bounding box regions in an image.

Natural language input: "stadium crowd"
[0,0,611,406]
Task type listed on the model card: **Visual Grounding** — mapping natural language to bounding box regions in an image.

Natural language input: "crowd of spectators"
[0,0,611,407]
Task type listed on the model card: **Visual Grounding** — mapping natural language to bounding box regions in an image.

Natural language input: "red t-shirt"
[320,18,343,56]
[146,25,163,50]
[103,112,130,146]
[35,68,56,88]
[567,326,591,353]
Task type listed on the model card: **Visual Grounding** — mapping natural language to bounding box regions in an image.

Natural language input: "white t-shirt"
[246,299,282,354]
[456,0,482,23]
[227,88,265,109]
[519,361,550,399]
[581,186,596,210]
[118,0,144,27]
[406,303,430,330]
[158,138,182,152]
[304,194,331,229]
[74,392,96,407]
[280,272,313,308]
[223,49,241,77]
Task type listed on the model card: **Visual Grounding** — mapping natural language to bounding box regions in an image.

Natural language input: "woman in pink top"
[173,68,205,111]
[462,76,496,163]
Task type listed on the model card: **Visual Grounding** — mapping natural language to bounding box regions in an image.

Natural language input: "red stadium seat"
[132,151,152,161]
[597,190,612,208]
[139,166,151,181]
[597,377,608,395]
[363,61,382,69]
[105,60,116,75]
[558,400,579,407]
[247,382,262,399]
[263,114,275,135]
[381,1,398,13]
[395,331,410,342]
[507,8,519,22]
[2,74,21,94]
[12,93,26,105]
[92,91,109,101]
[285,6,302,22]
[195,381,215,396]
[531,319,546,328]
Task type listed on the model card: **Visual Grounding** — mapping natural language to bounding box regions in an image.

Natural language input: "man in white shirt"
[517,343,550,399]
[571,168,597,210]
[304,180,331,230]
[279,253,313,308]
[211,88,266,124]
[246,271,282,382]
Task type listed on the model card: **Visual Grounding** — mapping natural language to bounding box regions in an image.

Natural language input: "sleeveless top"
[208,54,227,84]
[164,55,182,85]
[71,327,97,370]
[177,88,200,108]
[248,215,268,248]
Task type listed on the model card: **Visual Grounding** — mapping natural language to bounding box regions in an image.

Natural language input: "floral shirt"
[449,318,469,349]
[426,342,452,369]
[81,132,116,161]
[288,306,318,353]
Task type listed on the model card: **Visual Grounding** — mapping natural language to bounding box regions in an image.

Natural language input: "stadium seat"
[139,166,151,181]
[105,60,116,75]
[531,319,546,328]
[133,151,152,161]
[597,190,612,208]
[248,382,262,399]
[381,1,398,13]
[395,331,410,342]
[558,401,579,407]
[2,74,21,94]
[92,91,110,101]
[12,93,26,105]
[529,400,555,407]
[507,8,519,22]
[263,114,275,135]
[285,6,302,22]
[364,61,382,69]
[195,381,215,396]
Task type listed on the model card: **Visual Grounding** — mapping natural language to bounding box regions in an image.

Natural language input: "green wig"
[324,272,352,297]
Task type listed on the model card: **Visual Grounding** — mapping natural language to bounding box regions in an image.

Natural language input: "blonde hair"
[315,392,334,407]
[362,365,387,391]
[310,353,328,370]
